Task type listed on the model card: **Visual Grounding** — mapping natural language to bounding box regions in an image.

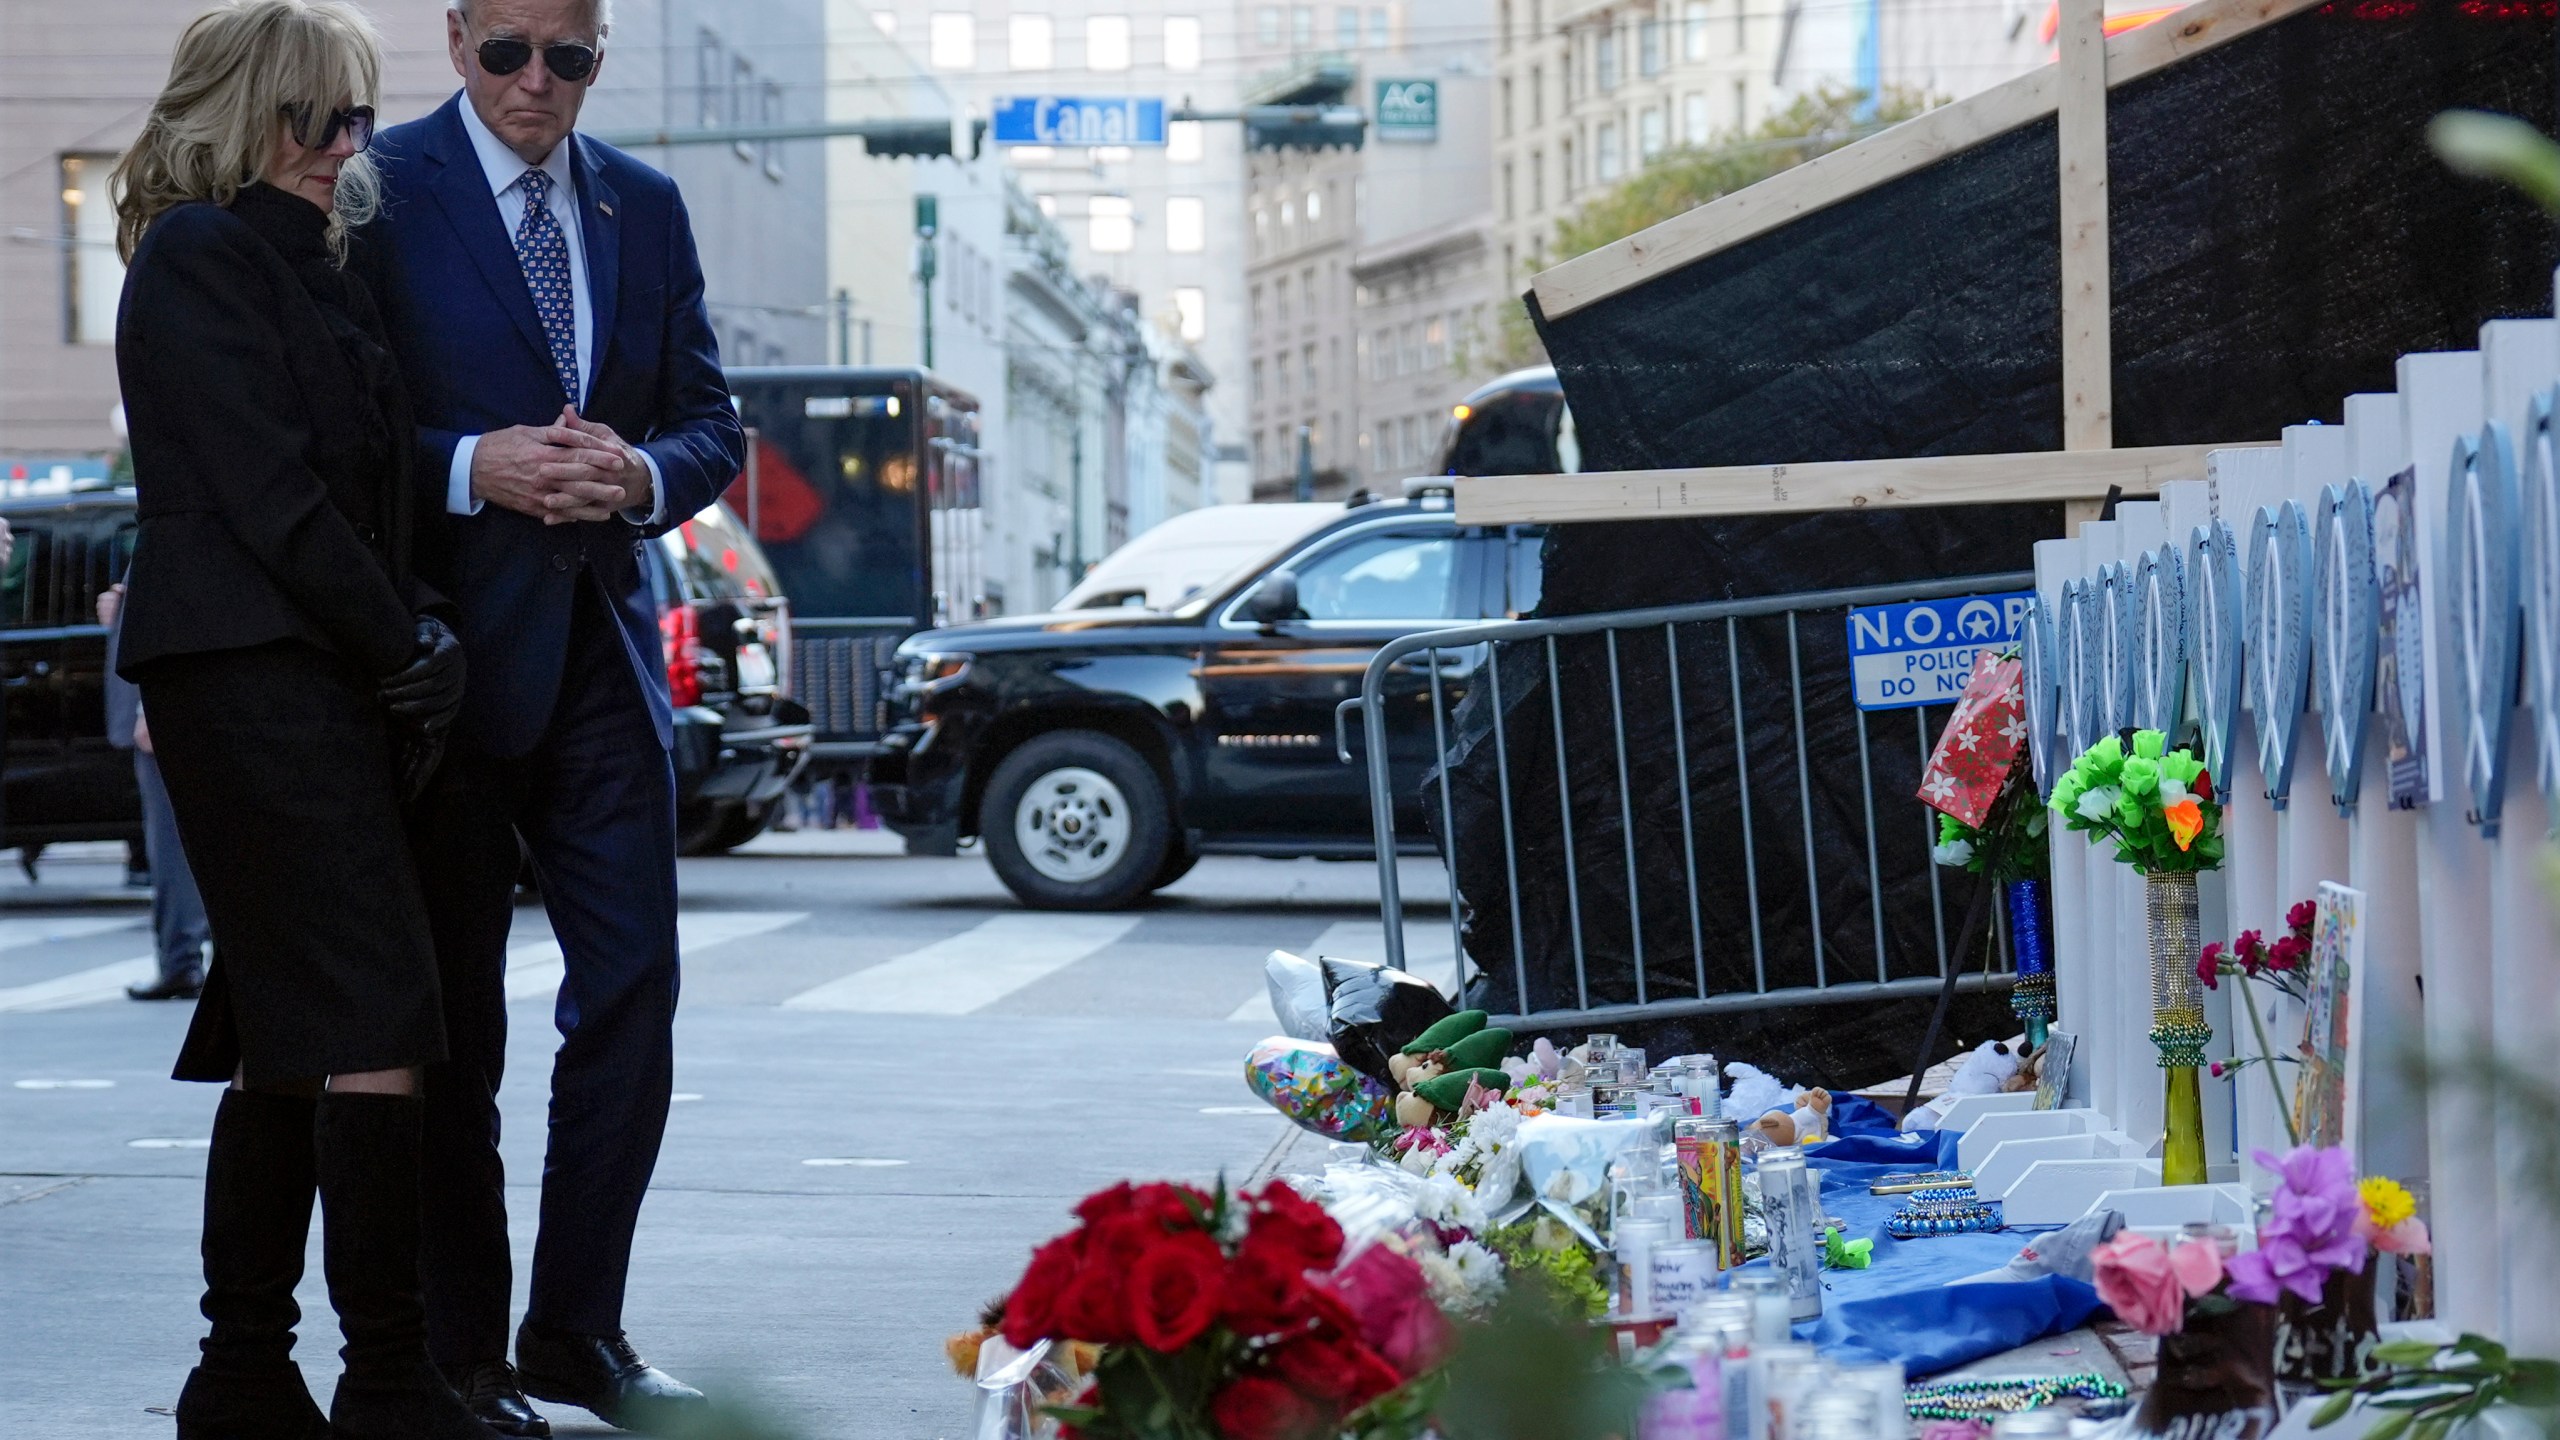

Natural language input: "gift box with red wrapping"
[1915,650,2026,828]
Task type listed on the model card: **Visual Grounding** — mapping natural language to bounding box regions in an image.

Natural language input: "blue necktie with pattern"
[511,166,580,404]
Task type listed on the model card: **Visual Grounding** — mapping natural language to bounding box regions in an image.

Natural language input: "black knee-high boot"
[174,1089,331,1440]
[312,1092,499,1440]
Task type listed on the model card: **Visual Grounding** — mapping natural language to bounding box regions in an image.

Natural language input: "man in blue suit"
[360,0,742,1432]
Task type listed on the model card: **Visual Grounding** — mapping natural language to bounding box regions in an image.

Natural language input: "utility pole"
[1293,425,1316,501]
[833,289,853,366]
[915,195,938,371]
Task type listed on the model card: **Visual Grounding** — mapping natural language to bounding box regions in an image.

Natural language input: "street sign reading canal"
[1373,79,1438,140]
[1846,591,2036,711]
[990,96,1167,147]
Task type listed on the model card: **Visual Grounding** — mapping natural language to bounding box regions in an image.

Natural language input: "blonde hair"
[111,0,385,263]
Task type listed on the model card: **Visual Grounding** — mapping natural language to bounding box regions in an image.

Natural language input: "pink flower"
[2265,935,2309,973]
[2233,930,2267,974]
[1321,1245,1452,1376]
[2093,1233,2187,1335]
[2196,942,2224,990]
[2371,1217,2432,1257]
[2168,1236,2225,1297]
[2286,899,2317,938]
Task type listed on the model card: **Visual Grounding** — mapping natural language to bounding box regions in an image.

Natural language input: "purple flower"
[2226,1145,2369,1306]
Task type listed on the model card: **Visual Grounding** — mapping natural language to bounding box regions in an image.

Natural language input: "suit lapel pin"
[599,201,614,217]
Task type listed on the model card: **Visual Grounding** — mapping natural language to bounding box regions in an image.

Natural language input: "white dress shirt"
[446,99,662,524]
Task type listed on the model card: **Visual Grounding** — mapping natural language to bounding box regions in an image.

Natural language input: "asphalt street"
[0,832,1452,1439]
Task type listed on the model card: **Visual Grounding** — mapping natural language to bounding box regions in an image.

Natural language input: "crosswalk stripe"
[0,917,143,952]
[504,911,809,1003]
[781,913,1141,1015]
[0,957,157,1014]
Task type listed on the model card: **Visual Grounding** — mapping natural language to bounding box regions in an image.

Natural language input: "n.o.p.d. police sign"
[1847,592,2034,711]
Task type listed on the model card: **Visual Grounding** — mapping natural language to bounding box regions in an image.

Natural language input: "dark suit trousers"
[413,574,680,1362]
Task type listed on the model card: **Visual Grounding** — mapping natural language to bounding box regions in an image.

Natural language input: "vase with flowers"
[2092,1225,2276,1437]
[2050,728,2225,1186]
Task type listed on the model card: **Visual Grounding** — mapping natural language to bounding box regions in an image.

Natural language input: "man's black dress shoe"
[441,1361,551,1439]
[516,1322,705,1432]
[128,973,203,1001]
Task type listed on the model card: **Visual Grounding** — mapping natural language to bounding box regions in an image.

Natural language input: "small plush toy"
[1751,1110,1798,1147]
[1788,1088,1832,1145]
[1384,1011,1516,1127]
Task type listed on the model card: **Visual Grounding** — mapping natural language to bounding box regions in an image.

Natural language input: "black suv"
[865,488,1545,908]
[0,490,805,859]
[0,490,141,854]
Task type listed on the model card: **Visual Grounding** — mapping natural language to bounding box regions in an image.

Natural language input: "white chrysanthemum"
[1469,1103,1523,1149]
[1416,1172,1489,1231]
[2073,784,2121,823]
[1449,1240,1505,1297]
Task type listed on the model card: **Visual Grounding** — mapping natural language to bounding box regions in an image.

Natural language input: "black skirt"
[139,639,446,1085]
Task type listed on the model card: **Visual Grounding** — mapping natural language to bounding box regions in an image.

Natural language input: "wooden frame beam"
[1527,0,2328,322]
[1452,443,2271,526]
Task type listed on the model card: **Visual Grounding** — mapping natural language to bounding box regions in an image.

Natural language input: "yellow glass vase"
[2146,871,2211,1188]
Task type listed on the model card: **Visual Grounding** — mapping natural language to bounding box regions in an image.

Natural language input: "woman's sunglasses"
[476,36,600,83]
[280,102,376,152]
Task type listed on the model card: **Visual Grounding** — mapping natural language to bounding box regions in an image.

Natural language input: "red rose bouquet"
[1000,1179,1444,1440]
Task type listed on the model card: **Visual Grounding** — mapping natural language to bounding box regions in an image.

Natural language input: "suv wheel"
[982,731,1171,911]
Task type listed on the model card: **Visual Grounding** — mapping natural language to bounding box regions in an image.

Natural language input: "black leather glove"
[380,615,465,733]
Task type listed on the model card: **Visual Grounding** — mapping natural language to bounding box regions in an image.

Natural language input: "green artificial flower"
[2051,772,2087,815]
[2112,788,2146,832]
[2160,750,2203,787]
[2132,728,2167,760]
[2120,755,2160,797]
[2087,734,2125,774]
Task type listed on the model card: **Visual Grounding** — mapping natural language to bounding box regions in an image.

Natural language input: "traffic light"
[859,118,987,159]
[1243,105,1367,152]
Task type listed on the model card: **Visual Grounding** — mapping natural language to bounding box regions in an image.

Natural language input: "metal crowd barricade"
[1345,570,2035,1030]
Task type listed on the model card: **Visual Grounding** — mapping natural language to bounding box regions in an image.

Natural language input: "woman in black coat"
[109,4,485,1439]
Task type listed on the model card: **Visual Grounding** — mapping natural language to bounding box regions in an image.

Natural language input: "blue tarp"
[1728,1093,2106,1376]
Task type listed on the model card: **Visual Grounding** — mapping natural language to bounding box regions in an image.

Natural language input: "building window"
[761,82,786,177]
[60,154,122,345]
[1503,241,1516,281]
[1424,316,1446,367]
[1733,0,1746,49]
[1501,77,1514,137]
[1087,15,1131,70]
[1530,64,1544,126]
[1275,276,1291,321]
[730,55,755,159]
[1638,17,1661,76]
[1500,0,1513,51]
[1276,353,1290,399]
[1530,149,1544,211]
[1369,7,1389,46]
[1166,196,1205,251]
[1089,195,1135,251]
[1561,136,1575,196]
[929,12,975,68]
[695,30,724,126]
[1009,14,1052,69]
[1167,119,1204,162]
[1281,196,1296,228]
[1639,106,1664,161]
[1355,332,1371,378]
[1683,92,1708,144]
[1302,344,1317,395]
[1732,78,1747,127]
[1596,23,1618,90]
[1596,122,1619,180]
[1501,161,1515,220]
[1684,0,1709,58]
[1256,5,1282,45]
[1174,286,1207,341]
[1250,285,1264,328]
[1305,187,1323,222]
[1291,4,1315,47]
[1337,6,1361,48]
[1164,15,1203,69]
[1252,360,1266,400]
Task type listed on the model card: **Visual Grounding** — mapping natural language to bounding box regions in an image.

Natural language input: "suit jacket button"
[551,554,572,572]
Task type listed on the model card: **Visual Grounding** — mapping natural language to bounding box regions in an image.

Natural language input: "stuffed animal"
[1788,1088,1832,1144]
[1751,1110,1798,1147]
[1943,1040,2021,1097]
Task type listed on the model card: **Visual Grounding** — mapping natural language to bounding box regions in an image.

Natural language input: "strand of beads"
[1885,1198,2002,1238]
[1903,1372,2128,1420]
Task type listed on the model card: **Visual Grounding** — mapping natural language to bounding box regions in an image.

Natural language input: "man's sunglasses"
[280,102,375,152]
[476,36,600,83]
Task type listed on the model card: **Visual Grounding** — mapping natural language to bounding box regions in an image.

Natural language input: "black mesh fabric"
[1441,2,2555,1086]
